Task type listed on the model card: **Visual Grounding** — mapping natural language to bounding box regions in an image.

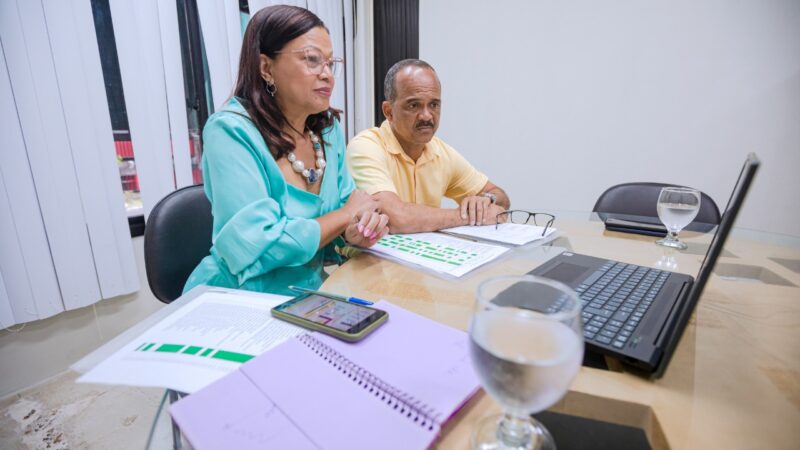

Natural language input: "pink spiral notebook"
[169,301,480,450]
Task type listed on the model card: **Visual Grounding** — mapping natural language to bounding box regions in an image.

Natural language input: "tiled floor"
[0,371,175,450]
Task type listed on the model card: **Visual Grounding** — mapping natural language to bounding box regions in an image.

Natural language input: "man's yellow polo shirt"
[346,121,488,207]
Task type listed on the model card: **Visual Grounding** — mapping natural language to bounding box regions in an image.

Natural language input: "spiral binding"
[298,334,439,431]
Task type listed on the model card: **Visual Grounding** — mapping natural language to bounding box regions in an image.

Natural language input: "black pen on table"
[288,286,374,306]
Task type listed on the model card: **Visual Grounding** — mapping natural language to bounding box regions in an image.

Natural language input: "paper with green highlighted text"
[367,232,509,277]
[77,289,304,393]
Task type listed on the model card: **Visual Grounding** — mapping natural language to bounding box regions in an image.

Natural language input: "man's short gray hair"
[384,59,437,102]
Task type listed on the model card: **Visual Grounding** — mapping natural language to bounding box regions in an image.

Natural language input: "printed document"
[441,223,558,246]
[366,232,508,277]
[77,289,304,393]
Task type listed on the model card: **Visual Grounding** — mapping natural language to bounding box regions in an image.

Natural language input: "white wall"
[420,0,800,237]
[0,237,162,398]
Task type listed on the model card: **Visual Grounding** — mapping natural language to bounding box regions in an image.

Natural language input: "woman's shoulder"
[205,98,254,129]
[201,110,274,171]
[203,99,265,149]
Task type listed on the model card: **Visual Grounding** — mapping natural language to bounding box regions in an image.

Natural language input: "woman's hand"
[344,210,389,247]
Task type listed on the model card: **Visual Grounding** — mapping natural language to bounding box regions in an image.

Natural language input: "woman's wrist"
[332,207,353,233]
[340,204,358,226]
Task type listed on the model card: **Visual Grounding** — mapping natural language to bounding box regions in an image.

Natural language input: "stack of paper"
[77,289,305,393]
[366,232,509,277]
[441,223,558,246]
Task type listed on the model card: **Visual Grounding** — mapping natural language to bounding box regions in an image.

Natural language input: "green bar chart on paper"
[371,232,508,277]
[135,342,256,363]
[76,290,309,395]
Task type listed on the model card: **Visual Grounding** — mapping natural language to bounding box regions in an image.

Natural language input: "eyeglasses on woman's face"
[275,46,343,77]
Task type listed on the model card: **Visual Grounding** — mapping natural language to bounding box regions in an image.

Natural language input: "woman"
[184,5,388,296]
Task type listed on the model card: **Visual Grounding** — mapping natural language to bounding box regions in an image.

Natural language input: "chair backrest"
[593,182,721,228]
[144,185,212,303]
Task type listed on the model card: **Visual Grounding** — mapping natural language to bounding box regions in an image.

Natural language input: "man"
[347,59,510,233]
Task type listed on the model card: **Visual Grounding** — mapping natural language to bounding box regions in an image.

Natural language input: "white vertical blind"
[196,0,243,112]
[249,0,306,14]
[1,0,101,310]
[42,0,139,300]
[342,0,356,139]
[0,271,13,327]
[157,0,194,189]
[0,0,139,326]
[0,40,63,324]
[224,1,243,86]
[354,0,375,132]
[306,0,351,135]
[109,0,191,218]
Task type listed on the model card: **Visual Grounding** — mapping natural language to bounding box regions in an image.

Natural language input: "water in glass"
[657,203,698,232]
[469,276,583,450]
[470,312,582,416]
[656,187,700,250]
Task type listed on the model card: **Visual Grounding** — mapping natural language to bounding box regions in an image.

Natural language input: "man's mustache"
[415,121,435,129]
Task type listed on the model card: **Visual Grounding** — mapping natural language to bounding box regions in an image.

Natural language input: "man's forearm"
[384,202,467,233]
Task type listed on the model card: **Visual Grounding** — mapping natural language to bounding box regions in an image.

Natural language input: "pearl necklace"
[286,130,326,184]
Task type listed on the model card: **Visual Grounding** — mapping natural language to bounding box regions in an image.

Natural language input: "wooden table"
[321,215,800,449]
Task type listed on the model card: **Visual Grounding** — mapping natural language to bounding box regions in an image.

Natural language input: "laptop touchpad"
[541,262,592,284]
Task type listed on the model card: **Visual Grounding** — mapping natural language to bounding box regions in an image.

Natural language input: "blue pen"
[288,285,374,306]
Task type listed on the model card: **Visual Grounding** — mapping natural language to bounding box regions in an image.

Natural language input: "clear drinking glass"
[469,275,584,450]
[656,187,701,250]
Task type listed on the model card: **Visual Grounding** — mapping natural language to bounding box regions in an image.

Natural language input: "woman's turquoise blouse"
[183,98,354,296]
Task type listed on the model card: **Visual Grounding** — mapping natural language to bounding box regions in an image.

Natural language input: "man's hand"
[460,196,506,226]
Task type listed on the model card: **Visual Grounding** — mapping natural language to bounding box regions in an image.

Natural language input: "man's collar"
[379,120,442,162]
[378,120,404,155]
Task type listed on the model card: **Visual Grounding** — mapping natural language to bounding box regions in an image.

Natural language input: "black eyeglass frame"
[495,210,555,236]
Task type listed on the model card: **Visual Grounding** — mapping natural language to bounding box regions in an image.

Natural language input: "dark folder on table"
[170,301,480,450]
[603,217,668,237]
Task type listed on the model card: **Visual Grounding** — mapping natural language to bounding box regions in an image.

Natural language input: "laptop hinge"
[653,281,692,349]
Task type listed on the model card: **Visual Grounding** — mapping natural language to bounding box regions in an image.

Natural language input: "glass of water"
[469,275,583,450]
[656,187,701,250]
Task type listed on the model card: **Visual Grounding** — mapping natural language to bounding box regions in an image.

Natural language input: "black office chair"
[593,182,721,232]
[144,185,213,304]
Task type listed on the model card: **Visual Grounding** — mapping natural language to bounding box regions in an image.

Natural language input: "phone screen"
[277,295,384,333]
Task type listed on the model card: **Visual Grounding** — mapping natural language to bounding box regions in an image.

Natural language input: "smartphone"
[271,294,388,342]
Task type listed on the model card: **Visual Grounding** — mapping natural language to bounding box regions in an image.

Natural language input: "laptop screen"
[689,153,760,300]
[653,153,760,377]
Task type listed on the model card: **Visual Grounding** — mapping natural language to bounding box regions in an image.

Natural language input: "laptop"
[529,153,760,378]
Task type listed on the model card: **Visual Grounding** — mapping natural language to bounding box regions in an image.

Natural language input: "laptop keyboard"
[574,261,670,349]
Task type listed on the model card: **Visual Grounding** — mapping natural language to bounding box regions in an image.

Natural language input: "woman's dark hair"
[233,5,340,159]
